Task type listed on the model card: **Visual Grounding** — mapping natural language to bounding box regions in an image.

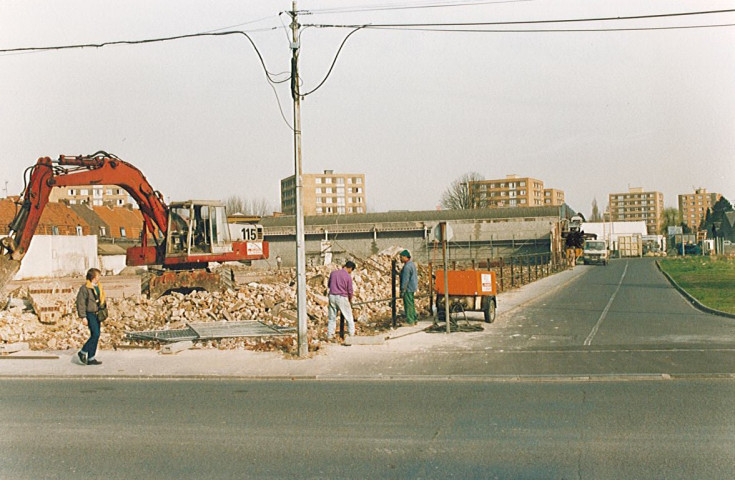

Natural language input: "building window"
[76,225,83,236]
[52,226,59,235]
[100,226,107,236]
[120,227,126,238]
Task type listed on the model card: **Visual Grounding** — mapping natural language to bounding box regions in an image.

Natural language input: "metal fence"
[335,253,566,336]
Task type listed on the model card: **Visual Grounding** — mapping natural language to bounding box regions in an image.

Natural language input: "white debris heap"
[0,253,431,354]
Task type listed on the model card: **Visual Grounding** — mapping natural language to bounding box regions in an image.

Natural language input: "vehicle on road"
[582,239,608,265]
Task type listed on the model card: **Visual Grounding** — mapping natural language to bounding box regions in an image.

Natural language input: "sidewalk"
[0,267,588,379]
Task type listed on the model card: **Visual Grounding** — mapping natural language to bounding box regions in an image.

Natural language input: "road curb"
[3,373,732,382]
[655,260,735,320]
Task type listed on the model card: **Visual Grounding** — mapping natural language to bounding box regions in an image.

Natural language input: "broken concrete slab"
[160,340,194,355]
[0,341,29,354]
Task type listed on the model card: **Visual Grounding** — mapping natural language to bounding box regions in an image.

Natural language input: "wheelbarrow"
[434,269,497,326]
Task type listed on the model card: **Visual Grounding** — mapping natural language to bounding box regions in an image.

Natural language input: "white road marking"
[584,261,629,346]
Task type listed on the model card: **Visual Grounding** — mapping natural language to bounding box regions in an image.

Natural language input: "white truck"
[582,239,609,266]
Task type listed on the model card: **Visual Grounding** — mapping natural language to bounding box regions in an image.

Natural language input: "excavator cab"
[166,201,232,257]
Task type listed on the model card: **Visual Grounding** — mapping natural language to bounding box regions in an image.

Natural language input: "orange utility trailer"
[435,270,497,323]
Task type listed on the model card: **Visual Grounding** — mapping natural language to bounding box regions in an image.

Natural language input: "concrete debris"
[0,341,29,354]
[0,251,432,354]
[160,340,194,355]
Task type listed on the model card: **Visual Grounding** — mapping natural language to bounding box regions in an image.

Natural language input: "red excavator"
[0,151,269,297]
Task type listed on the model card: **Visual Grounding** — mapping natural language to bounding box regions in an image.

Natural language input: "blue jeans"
[81,312,101,360]
[327,294,355,337]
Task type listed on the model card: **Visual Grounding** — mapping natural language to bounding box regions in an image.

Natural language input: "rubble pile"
[0,253,432,354]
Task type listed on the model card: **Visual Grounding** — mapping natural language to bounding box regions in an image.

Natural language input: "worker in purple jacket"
[327,260,356,340]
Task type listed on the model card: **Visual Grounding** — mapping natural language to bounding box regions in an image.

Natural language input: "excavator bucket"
[0,257,21,292]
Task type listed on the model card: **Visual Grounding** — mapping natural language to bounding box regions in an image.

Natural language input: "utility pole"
[290,2,308,357]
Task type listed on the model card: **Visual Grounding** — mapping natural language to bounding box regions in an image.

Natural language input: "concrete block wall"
[14,235,99,280]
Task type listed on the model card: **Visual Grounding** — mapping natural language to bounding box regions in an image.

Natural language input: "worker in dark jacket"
[399,250,418,325]
[76,268,106,365]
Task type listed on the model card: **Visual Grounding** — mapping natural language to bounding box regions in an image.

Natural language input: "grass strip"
[658,257,735,314]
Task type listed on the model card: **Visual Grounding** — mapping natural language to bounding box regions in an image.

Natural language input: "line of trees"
[224,195,273,217]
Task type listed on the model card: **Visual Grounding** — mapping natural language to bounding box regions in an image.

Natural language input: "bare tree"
[224,195,273,216]
[440,171,484,210]
[250,198,273,216]
[224,195,245,215]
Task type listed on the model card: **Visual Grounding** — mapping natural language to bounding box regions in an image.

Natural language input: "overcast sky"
[1,0,733,217]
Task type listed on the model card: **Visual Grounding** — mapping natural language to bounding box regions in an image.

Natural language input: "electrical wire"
[298,0,535,15]
[202,14,282,33]
[0,30,291,85]
[267,78,296,132]
[301,26,366,97]
[304,8,735,29]
[357,22,735,33]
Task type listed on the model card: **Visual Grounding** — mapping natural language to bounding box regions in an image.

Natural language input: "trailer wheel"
[483,296,496,323]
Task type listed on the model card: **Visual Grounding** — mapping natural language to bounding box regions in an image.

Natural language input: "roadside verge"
[656,261,735,320]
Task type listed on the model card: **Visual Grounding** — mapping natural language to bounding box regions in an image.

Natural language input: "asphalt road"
[423,257,735,377]
[1,378,733,480]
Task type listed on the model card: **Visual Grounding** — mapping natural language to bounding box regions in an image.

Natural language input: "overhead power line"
[352,22,735,33]
[0,30,290,85]
[298,0,536,15]
[304,8,735,29]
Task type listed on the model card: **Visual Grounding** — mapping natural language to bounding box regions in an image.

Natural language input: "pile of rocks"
[0,253,432,354]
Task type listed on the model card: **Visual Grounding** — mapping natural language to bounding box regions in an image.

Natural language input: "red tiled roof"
[0,198,89,235]
[92,206,144,240]
[0,198,16,234]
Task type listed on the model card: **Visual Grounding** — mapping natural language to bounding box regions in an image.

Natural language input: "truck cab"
[582,240,609,266]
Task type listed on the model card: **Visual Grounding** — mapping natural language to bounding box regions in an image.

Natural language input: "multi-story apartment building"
[608,187,664,234]
[468,175,564,208]
[678,188,721,231]
[543,188,565,206]
[281,170,366,216]
[49,185,135,208]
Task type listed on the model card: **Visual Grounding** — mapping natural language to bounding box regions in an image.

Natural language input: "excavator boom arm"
[5,152,168,261]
